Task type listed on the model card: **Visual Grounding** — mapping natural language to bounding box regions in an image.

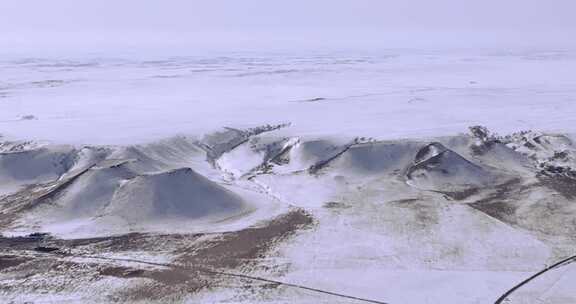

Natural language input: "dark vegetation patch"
[34,246,60,253]
[468,178,523,223]
[469,177,576,239]
[0,254,30,271]
[31,80,67,88]
[470,178,522,205]
[112,273,208,303]
[0,233,50,250]
[0,210,314,302]
[470,200,519,224]
[0,209,314,302]
[107,209,314,302]
[537,171,576,200]
[323,201,351,209]
[99,266,146,279]
[440,187,481,201]
[0,256,116,295]
[380,199,441,235]
[289,97,327,103]
[406,202,439,230]
[0,232,208,257]
[387,198,420,204]
[176,208,314,269]
[55,232,204,253]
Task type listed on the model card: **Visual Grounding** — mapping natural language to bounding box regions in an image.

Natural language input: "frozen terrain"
[1,51,576,304]
[1,122,576,303]
[1,50,576,144]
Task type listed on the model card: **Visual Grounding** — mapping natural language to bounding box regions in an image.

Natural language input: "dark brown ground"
[116,208,315,302]
[0,208,315,302]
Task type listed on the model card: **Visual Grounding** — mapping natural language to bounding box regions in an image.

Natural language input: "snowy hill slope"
[104,167,246,223]
[406,142,493,193]
[1,126,576,303]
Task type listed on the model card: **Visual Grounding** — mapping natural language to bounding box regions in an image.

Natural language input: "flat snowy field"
[1,49,575,144]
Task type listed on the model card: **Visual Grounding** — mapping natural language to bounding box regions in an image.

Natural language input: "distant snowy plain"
[1,49,575,144]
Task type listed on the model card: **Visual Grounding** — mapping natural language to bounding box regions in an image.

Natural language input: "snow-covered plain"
[1,50,576,304]
[1,49,576,144]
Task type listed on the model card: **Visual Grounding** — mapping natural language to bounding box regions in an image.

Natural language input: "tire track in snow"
[494,254,576,304]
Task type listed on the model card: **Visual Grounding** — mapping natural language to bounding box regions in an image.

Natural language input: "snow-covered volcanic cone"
[104,167,246,222]
[406,142,492,193]
[20,164,253,237]
[0,145,76,190]
[0,135,277,238]
[324,141,421,176]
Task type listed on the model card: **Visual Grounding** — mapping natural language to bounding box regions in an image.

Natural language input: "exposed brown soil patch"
[537,173,576,200]
[387,198,421,204]
[112,208,315,302]
[0,209,315,302]
[177,208,314,269]
[0,254,30,271]
[441,187,480,200]
[99,265,195,287]
[469,177,576,239]
[99,266,146,279]
[469,177,520,202]
[323,201,351,209]
[468,178,523,224]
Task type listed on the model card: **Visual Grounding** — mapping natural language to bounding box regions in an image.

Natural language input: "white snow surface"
[1,49,575,145]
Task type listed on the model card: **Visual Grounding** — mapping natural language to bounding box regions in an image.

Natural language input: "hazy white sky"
[1,0,575,52]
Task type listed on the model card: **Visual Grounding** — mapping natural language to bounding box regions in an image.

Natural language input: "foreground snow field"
[1,51,576,303]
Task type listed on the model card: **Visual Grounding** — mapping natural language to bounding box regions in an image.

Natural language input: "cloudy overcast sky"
[2,0,575,52]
